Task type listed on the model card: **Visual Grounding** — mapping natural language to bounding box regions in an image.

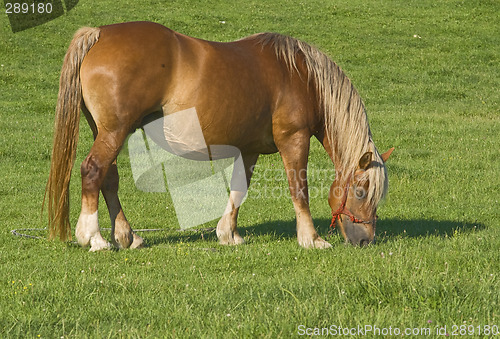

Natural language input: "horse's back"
[80,22,301,153]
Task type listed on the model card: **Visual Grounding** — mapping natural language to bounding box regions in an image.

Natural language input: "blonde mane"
[252,33,388,209]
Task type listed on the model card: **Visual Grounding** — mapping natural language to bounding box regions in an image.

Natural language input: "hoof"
[130,233,145,249]
[313,237,332,249]
[89,236,112,252]
[298,235,332,249]
[112,231,134,249]
[217,230,245,245]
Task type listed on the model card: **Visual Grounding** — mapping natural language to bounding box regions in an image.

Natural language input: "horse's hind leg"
[217,153,259,245]
[75,132,127,251]
[101,160,144,249]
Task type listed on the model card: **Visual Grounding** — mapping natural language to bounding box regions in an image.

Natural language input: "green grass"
[1,0,499,337]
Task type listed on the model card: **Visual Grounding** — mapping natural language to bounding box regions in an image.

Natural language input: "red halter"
[330,174,377,228]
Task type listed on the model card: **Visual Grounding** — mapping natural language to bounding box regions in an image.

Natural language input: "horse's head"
[328,148,394,246]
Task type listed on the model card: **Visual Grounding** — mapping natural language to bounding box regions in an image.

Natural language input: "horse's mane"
[249,32,388,209]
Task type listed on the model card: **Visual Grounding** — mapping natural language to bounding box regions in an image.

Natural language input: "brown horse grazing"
[45,21,393,251]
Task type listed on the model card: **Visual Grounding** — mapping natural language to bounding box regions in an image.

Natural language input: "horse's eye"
[355,187,366,199]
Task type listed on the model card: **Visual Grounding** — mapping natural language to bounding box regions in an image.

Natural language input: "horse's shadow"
[371,218,485,240]
[241,218,485,242]
[143,218,486,246]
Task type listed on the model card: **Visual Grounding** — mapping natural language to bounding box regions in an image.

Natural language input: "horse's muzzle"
[343,220,374,247]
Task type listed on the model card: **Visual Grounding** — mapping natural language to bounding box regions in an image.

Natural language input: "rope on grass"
[10,228,47,240]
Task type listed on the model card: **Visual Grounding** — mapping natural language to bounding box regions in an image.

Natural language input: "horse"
[45,21,393,251]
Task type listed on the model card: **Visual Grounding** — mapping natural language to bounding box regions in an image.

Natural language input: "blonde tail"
[44,27,100,241]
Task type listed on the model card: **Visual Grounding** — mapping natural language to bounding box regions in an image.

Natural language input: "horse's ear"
[359,152,372,170]
[381,147,395,162]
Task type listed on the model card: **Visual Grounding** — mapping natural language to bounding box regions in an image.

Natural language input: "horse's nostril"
[359,239,370,247]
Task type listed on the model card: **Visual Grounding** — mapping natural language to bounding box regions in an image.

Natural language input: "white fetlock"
[75,211,98,247]
[76,211,111,251]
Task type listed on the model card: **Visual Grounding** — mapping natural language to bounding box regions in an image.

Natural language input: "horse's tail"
[44,27,100,241]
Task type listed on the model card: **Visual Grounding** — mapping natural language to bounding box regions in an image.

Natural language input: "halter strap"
[330,174,376,228]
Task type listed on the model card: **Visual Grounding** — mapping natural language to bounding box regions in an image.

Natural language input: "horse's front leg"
[277,131,332,249]
[216,190,246,245]
[217,153,259,245]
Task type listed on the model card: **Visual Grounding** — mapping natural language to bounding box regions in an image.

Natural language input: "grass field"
[1,0,499,337]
